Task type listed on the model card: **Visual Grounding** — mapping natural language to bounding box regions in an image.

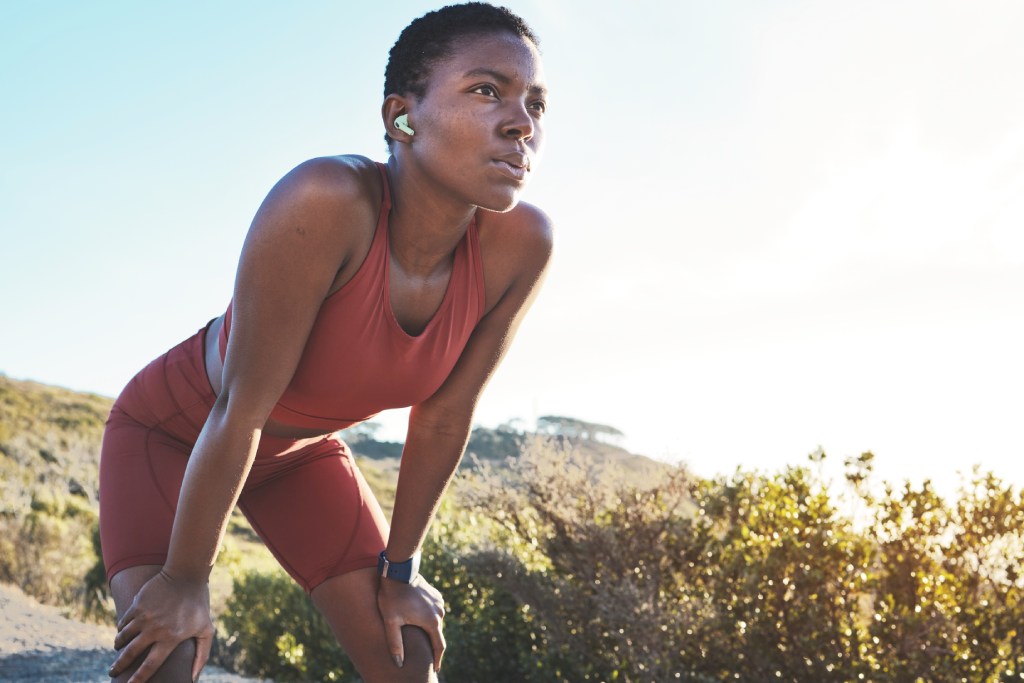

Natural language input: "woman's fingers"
[383,615,406,668]
[378,576,449,671]
[116,604,137,632]
[112,617,140,651]
[125,642,175,683]
[410,575,447,670]
[192,631,214,681]
[109,572,213,681]
[110,633,210,681]
[108,634,152,678]
[429,619,447,673]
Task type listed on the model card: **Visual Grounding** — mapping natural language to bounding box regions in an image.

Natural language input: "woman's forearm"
[385,406,472,562]
[163,397,262,582]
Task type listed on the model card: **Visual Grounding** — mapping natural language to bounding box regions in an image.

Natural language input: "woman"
[100,4,551,681]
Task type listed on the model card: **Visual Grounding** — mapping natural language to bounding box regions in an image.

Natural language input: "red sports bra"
[219,162,486,432]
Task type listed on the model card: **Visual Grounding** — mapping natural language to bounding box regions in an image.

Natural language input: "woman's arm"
[377,203,554,672]
[164,158,377,583]
[109,157,378,683]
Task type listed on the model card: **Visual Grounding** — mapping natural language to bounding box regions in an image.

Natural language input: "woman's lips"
[492,159,529,181]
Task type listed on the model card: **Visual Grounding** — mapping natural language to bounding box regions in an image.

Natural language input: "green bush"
[209,439,1024,683]
[218,569,356,681]
[420,500,553,682]
[0,490,108,620]
[862,467,1024,682]
[451,441,1024,682]
[0,376,112,621]
[215,504,545,682]
[460,438,702,682]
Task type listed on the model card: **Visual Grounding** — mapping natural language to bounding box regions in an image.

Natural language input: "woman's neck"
[385,156,477,276]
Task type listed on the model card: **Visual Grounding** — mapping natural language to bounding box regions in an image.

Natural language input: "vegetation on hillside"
[220,440,1024,682]
[0,376,660,620]
[0,375,111,618]
[4,375,1024,682]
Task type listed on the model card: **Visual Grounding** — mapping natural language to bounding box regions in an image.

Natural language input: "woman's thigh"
[238,438,389,592]
[99,326,214,582]
[99,409,192,582]
[310,567,437,683]
[240,439,436,680]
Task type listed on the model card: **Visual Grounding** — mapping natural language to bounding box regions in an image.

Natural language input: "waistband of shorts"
[114,319,343,460]
[111,323,214,429]
[254,431,337,460]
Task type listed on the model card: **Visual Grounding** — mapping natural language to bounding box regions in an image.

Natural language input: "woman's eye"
[472,84,498,97]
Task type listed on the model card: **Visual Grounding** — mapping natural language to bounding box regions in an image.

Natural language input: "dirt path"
[0,583,269,682]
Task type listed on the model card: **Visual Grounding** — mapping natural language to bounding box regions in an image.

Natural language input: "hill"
[0,374,672,615]
[345,418,675,491]
[0,375,116,617]
[0,375,109,512]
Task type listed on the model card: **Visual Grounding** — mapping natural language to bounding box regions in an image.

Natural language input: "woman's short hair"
[383,2,539,145]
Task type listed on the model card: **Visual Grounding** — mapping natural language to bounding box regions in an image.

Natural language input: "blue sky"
[3,1,1023,495]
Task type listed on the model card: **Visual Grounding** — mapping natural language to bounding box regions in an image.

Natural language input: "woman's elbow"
[208,388,270,436]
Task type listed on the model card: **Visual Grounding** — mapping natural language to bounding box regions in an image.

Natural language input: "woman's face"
[400,31,547,212]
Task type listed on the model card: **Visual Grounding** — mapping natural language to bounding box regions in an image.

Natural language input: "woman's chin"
[477,187,527,213]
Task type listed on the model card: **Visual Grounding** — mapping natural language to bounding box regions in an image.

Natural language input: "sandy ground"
[0,583,268,683]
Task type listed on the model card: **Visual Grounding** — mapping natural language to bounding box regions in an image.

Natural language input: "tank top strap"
[464,213,486,318]
[374,161,392,215]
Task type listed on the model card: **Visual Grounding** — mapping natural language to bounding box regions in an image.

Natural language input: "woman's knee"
[397,625,438,683]
[310,569,439,682]
[108,566,197,683]
[110,638,196,683]
[110,565,163,618]
[337,624,436,683]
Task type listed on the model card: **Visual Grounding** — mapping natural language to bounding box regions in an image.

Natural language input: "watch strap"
[378,550,421,583]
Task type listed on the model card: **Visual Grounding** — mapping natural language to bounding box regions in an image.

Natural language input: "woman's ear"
[382,95,414,141]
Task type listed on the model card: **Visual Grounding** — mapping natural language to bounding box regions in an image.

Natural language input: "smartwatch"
[378,550,421,583]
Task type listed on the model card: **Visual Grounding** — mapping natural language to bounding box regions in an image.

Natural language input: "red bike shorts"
[98,322,389,592]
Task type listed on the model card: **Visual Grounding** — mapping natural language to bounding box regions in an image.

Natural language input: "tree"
[535,415,624,444]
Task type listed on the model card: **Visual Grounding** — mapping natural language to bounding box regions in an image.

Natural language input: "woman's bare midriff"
[203,314,339,441]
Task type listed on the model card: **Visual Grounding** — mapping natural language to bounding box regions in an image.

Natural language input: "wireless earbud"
[394,114,415,136]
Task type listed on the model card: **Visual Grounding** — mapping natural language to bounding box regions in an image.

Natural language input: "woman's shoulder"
[241,155,384,293]
[479,199,552,240]
[475,201,553,308]
[272,154,384,214]
[477,201,554,262]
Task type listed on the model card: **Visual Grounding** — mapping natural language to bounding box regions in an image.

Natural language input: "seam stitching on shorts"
[316,456,364,579]
[144,427,179,515]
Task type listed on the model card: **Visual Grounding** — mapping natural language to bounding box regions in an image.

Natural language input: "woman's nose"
[501,102,535,142]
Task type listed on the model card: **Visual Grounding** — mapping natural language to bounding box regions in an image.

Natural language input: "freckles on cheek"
[447,108,480,131]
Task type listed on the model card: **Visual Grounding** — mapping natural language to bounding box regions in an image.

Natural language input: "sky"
[2,1,1023,497]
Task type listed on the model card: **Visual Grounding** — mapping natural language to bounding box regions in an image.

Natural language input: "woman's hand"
[109,570,214,683]
[377,573,447,672]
